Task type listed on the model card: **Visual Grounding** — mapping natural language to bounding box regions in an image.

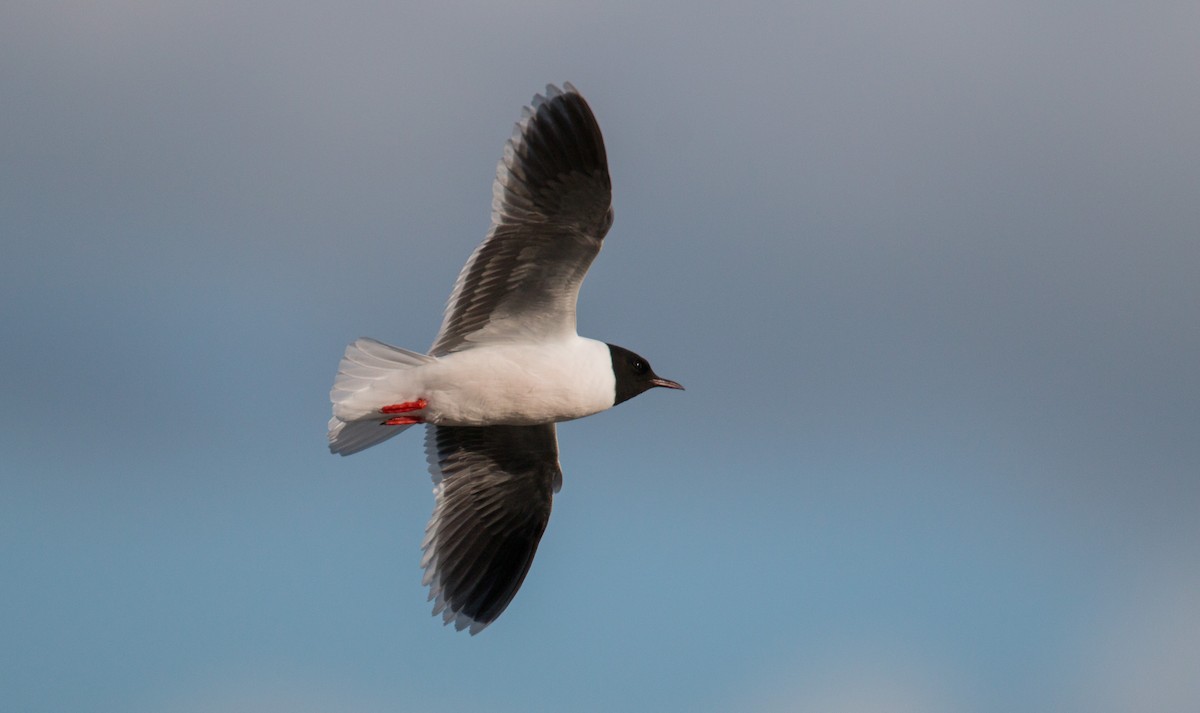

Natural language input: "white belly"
[419,338,615,426]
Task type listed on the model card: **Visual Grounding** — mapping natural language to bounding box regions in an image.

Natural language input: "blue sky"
[3,2,1198,712]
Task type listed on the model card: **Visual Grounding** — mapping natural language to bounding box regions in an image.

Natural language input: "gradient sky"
[3,2,1198,712]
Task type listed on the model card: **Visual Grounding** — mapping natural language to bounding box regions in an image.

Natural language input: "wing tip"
[490,82,610,230]
[422,553,496,635]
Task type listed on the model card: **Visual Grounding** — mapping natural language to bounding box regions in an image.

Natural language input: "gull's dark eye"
[632,359,648,374]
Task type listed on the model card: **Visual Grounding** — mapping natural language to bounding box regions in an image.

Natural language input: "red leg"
[381,398,428,414]
[383,416,424,426]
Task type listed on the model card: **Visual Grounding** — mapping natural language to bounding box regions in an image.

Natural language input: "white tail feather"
[328,338,436,456]
[328,416,412,456]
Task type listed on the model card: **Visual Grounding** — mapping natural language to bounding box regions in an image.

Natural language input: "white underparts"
[328,336,615,455]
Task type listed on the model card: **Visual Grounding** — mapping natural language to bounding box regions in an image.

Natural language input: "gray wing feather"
[430,84,613,356]
[421,424,562,634]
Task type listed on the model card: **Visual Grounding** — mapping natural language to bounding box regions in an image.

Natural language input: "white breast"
[420,337,615,426]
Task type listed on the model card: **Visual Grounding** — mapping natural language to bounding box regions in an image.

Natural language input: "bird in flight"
[328,83,683,634]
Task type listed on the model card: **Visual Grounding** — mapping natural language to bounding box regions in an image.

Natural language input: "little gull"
[328,83,683,634]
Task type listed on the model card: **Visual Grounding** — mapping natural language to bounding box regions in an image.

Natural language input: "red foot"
[381,399,428,414]
[383,416,424,426]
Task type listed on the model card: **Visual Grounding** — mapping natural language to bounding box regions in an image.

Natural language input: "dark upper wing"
[421,424,562,634]
[429,83,613,356]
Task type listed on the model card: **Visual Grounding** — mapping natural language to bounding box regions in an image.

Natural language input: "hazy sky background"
[3,2,1198,712]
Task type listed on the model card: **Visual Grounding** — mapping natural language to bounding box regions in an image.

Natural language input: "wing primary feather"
[420,425,560,633]
[429,84,612,355]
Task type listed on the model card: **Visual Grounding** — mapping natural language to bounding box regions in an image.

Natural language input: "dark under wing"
[421,424,562,633]
[430,84,613,356]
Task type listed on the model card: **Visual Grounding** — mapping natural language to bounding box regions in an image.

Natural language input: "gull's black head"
[607,344,684,406]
